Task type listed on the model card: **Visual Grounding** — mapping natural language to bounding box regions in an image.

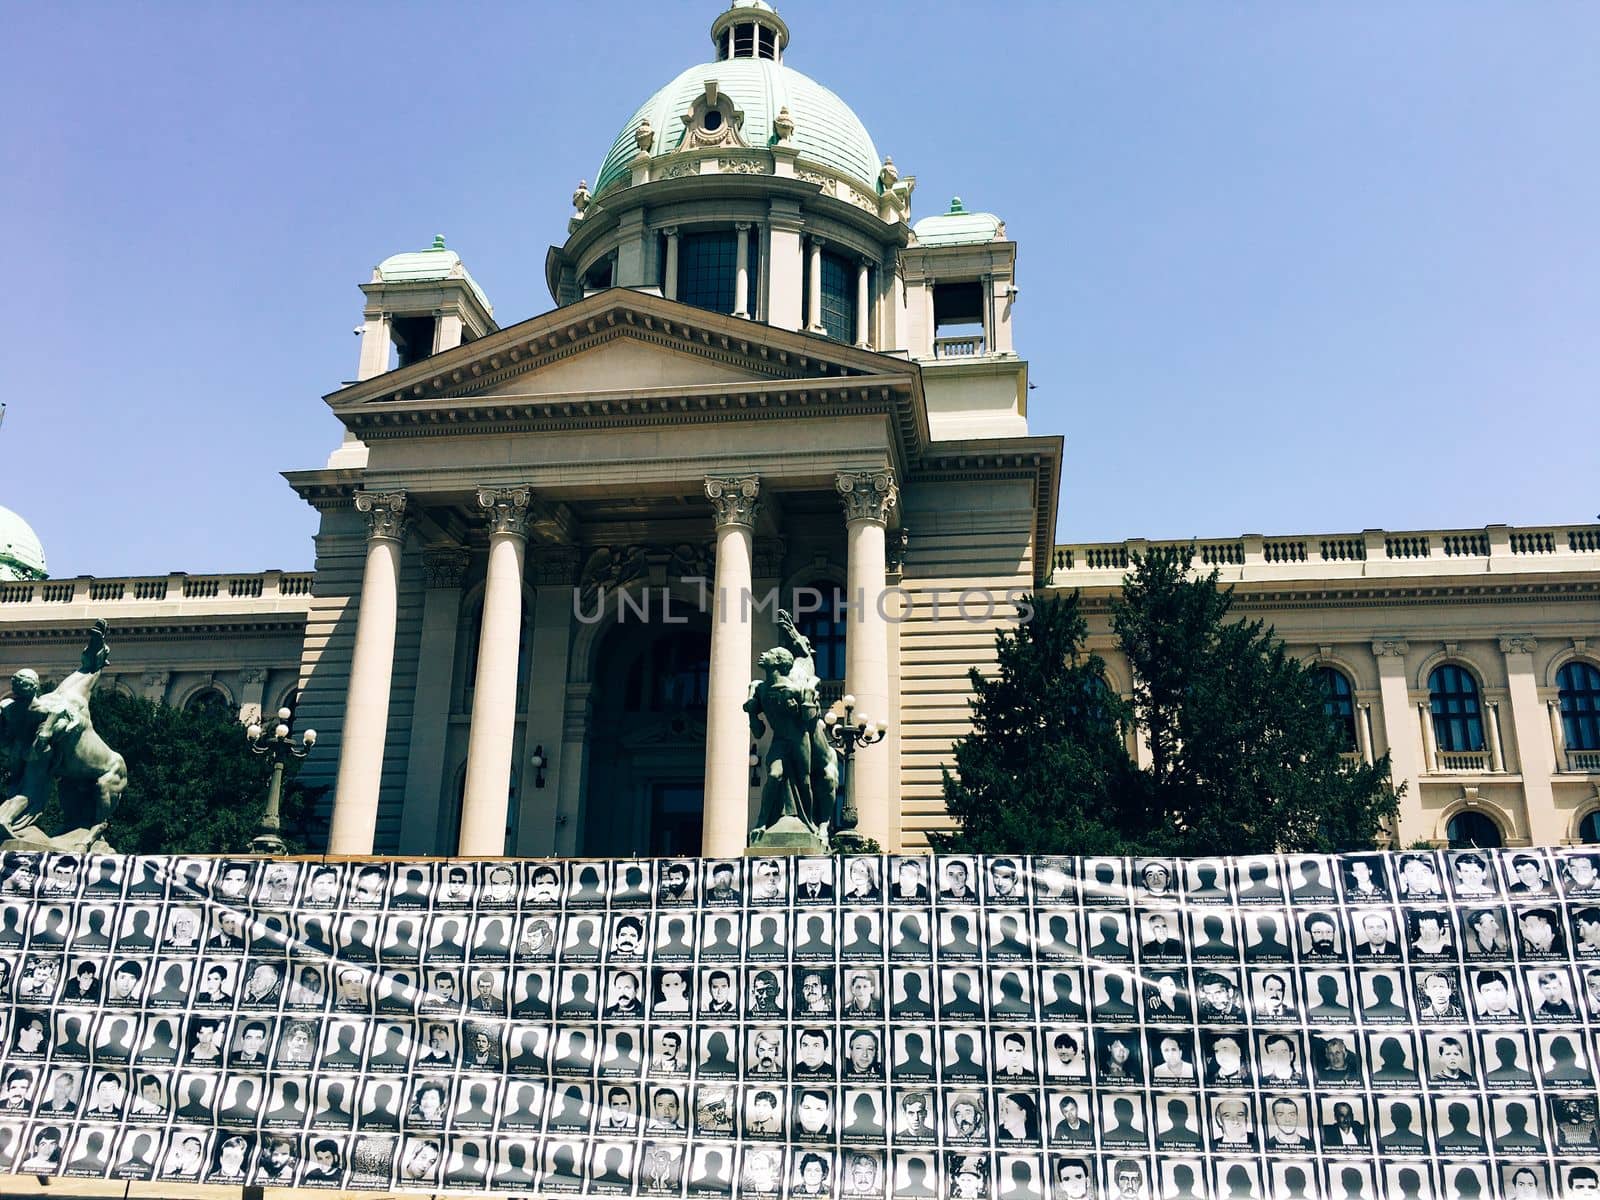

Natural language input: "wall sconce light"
[749,741,761,788]
[530,745,547,789]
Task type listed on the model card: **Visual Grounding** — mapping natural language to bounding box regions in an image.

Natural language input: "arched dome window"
[1314,666,1357,752]
[1445,810,1503,850]
[1428,664,1484,754]
[1557,660,1600,752]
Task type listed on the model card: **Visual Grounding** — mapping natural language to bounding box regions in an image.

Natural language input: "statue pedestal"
[746,815,829,856]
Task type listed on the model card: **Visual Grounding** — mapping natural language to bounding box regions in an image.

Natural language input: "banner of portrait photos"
[0,849,1598,1198]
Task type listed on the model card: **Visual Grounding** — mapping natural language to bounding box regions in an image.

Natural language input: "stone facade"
[2,4,1596,857]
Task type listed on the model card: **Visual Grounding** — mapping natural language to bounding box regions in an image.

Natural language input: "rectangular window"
[819,250,855,343]
[678,232,738,315]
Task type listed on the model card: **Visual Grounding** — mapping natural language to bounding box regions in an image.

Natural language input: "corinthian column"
[329,490,409,854]
[702,475,761,857]
[458,487,534,856]
[837,469,898,848]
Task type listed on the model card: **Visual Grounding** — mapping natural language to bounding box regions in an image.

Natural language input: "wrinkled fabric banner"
[0,848,1596,1198]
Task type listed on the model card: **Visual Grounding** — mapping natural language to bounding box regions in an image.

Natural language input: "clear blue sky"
[5,1,1596,576]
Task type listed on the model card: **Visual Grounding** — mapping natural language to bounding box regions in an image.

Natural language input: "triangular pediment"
[328,289,913,412]
[473,332,776,397]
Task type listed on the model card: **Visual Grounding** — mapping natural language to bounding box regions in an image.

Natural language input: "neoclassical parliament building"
[1,3,1597,860]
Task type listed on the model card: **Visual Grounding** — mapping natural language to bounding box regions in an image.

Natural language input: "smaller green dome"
[0,505,46,581]
[375,235,490,309]
[912,197,1005,247]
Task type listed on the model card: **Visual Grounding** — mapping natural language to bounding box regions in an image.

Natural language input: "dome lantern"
[710,1,789,64]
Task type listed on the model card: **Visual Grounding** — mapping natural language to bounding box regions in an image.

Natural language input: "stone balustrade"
[0,570,314,612]
[1050,523,1600,587]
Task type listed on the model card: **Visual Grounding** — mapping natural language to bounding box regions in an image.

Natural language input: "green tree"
[0,689,323,855]
[1109,549,1398,855]
[932,591,1143,855]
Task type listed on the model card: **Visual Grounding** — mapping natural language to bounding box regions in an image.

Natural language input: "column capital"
[836,470,899,526]
[421,547,471,589]
[535,545,583,587]
[354,490,409,541]
[1498,634,1538,656]
[705,475,762,529]
[660,225,679,238]
[476,486,535,538]
[1371,639,1409,659]
[735,221,753,232]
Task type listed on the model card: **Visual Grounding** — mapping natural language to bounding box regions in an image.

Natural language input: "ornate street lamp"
[246,707,316,855]
[824,693,886,851]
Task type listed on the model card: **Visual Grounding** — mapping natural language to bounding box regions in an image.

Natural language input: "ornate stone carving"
[140,670,170,692]
[237,667,266,686]
[718,155,771,175]
[1499,635,1538,656]
[535,546,582,588]
[354,490,409,542]
[773,106,795,146]
[670,542,715,581]
[421,547,471,589]
[680,80,747,151]
[752,537,787,581]
[571,180,591,220]
[886,528,911,576]
[633,119,654,155]
[1370,639,1409,658]
[579,545,650,606]
[476,486,535,538]
[659,161,699,181]
[836,471,899,526]
[705,475,762,529]
[797,168,837,196]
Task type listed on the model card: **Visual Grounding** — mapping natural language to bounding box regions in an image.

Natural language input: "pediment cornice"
[324,289,930,463]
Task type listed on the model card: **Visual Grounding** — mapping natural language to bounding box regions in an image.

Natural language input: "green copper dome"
[594,57,880,196]
[913,197,1005,247]
[0,505,46,581]
[375,235,491,310]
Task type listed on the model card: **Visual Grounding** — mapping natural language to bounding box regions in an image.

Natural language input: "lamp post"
[246,707,316,855]
[824,693,886,851]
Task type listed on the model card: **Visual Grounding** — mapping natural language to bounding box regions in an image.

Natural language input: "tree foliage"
[932,591,1143,855]
[1,689,324,855]
[1110,550,1398,855]
[937,553,1399,857]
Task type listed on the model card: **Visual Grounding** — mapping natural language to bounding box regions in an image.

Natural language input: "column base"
[746,815,830,855]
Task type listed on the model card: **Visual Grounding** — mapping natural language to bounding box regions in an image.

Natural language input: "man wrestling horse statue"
[0,620,128,851]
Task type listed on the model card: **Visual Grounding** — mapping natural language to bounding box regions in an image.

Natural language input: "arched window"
[1557,660,1600,752]
[1428,664,1484,753]
[1579,810,1600,845]
[184,688,232,719]
[1445,810,1503,849]
[1315,666,1357,752]
[794,583,847,681]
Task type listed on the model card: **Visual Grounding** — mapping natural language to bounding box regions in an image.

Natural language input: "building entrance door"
[649,783,705,856]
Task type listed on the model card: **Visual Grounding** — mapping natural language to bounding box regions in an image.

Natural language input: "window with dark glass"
[1428,664,1484,753]
[1315,666,1357,751]
[1558,660,1600,751]
[623,633,711,713]
[1579,809,1600,845]
[583,256,613,292]
[678,232,738,315]
[794,584,847,681]
[818,249,856,342]
[1446,810,1503,849]
[184,688,232,719]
